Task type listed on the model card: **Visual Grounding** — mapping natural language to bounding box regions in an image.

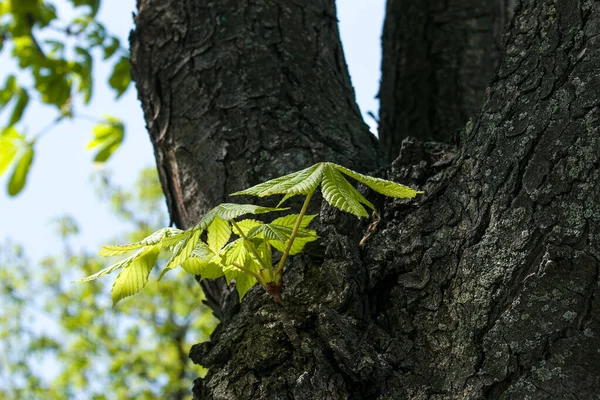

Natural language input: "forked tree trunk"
[130,0,381,315]
[134,0,600,398]
[378,0,516,161]
[130,0,380,228]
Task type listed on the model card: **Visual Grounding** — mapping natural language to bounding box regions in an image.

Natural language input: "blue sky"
[0,0,385,260]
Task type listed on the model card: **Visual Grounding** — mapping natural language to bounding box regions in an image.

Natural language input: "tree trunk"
[129,0,381,316]
[135,0,600,398]
[130,0,380,227]
[378,0,516,162]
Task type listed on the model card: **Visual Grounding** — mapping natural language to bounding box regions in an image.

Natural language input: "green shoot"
[77,163,421,305]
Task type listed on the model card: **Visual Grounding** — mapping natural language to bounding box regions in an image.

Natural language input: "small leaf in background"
[75,46,93,104]
[68,0,101,17]
[0,75,16,107]
[0,127,23,176]
[8,86,29,126]
[111,245,160,306]
[102,36,120,59]
[87,115,124,163]
[108,56,130,98]
[35,70,72,107]
[7,142,34,196]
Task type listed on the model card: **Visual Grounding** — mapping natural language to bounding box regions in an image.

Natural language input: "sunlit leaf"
[270,214,317,229]
[207,216,231,254]
[108,56,130,98]
[76,246,151,283]
[7,143,34,196]
[111,245,160,306]
[321,163,371,218]
[232,219,262,236]
[336,164,422,199]
[87,115,124,163]
[159,229,201,279]
[231,271,257,300]
[0,127,22,176]
[231,163,324,199]
[99,227,184,256]
[199,203,286,228]
[233,162,421,218]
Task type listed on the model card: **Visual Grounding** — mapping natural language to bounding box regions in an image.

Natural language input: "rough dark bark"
[187,0,600,398]
[130,0,380,228]
[129,0,381,316]
[378,0,517,162]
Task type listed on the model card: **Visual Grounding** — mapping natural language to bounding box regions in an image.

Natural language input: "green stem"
[231,220,270,271]
[275,190,314,277]
[232,262,265,285]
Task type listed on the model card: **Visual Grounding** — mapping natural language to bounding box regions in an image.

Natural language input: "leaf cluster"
[0,0,131,195]
[0,168,217,400]
[81,162,422,305]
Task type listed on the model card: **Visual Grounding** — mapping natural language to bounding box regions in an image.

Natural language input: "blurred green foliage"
[0,168,218,399]
[0,0,132,195]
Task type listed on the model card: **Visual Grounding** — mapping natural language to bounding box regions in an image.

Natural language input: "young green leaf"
[180,242,224,279]
[207,216,231,254]
[231,163,325,198]
[98,227,184,256]
[181,258,224,279]
[246,224,293,243]
[231,162,421,218]
[245,222,318,255]
[111,245,160,306]
[270,214,317,229]
[225,267,257,300]
[76,246,152,283]
[335,164,422,198]
[221,239,249,267]
[254,239,272,271]
[159,229,202,279]
[221,240,260,300]
[268,228,318,255]
[199,203,286,228]
[232,219,262,236]
[321,164,371,218]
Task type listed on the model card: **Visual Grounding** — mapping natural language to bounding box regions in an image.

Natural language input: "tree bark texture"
[130,0,381,230]
[128,0,600,398]
[130,0,381,316]
[187,0,600,398]
[378,0,517,162]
